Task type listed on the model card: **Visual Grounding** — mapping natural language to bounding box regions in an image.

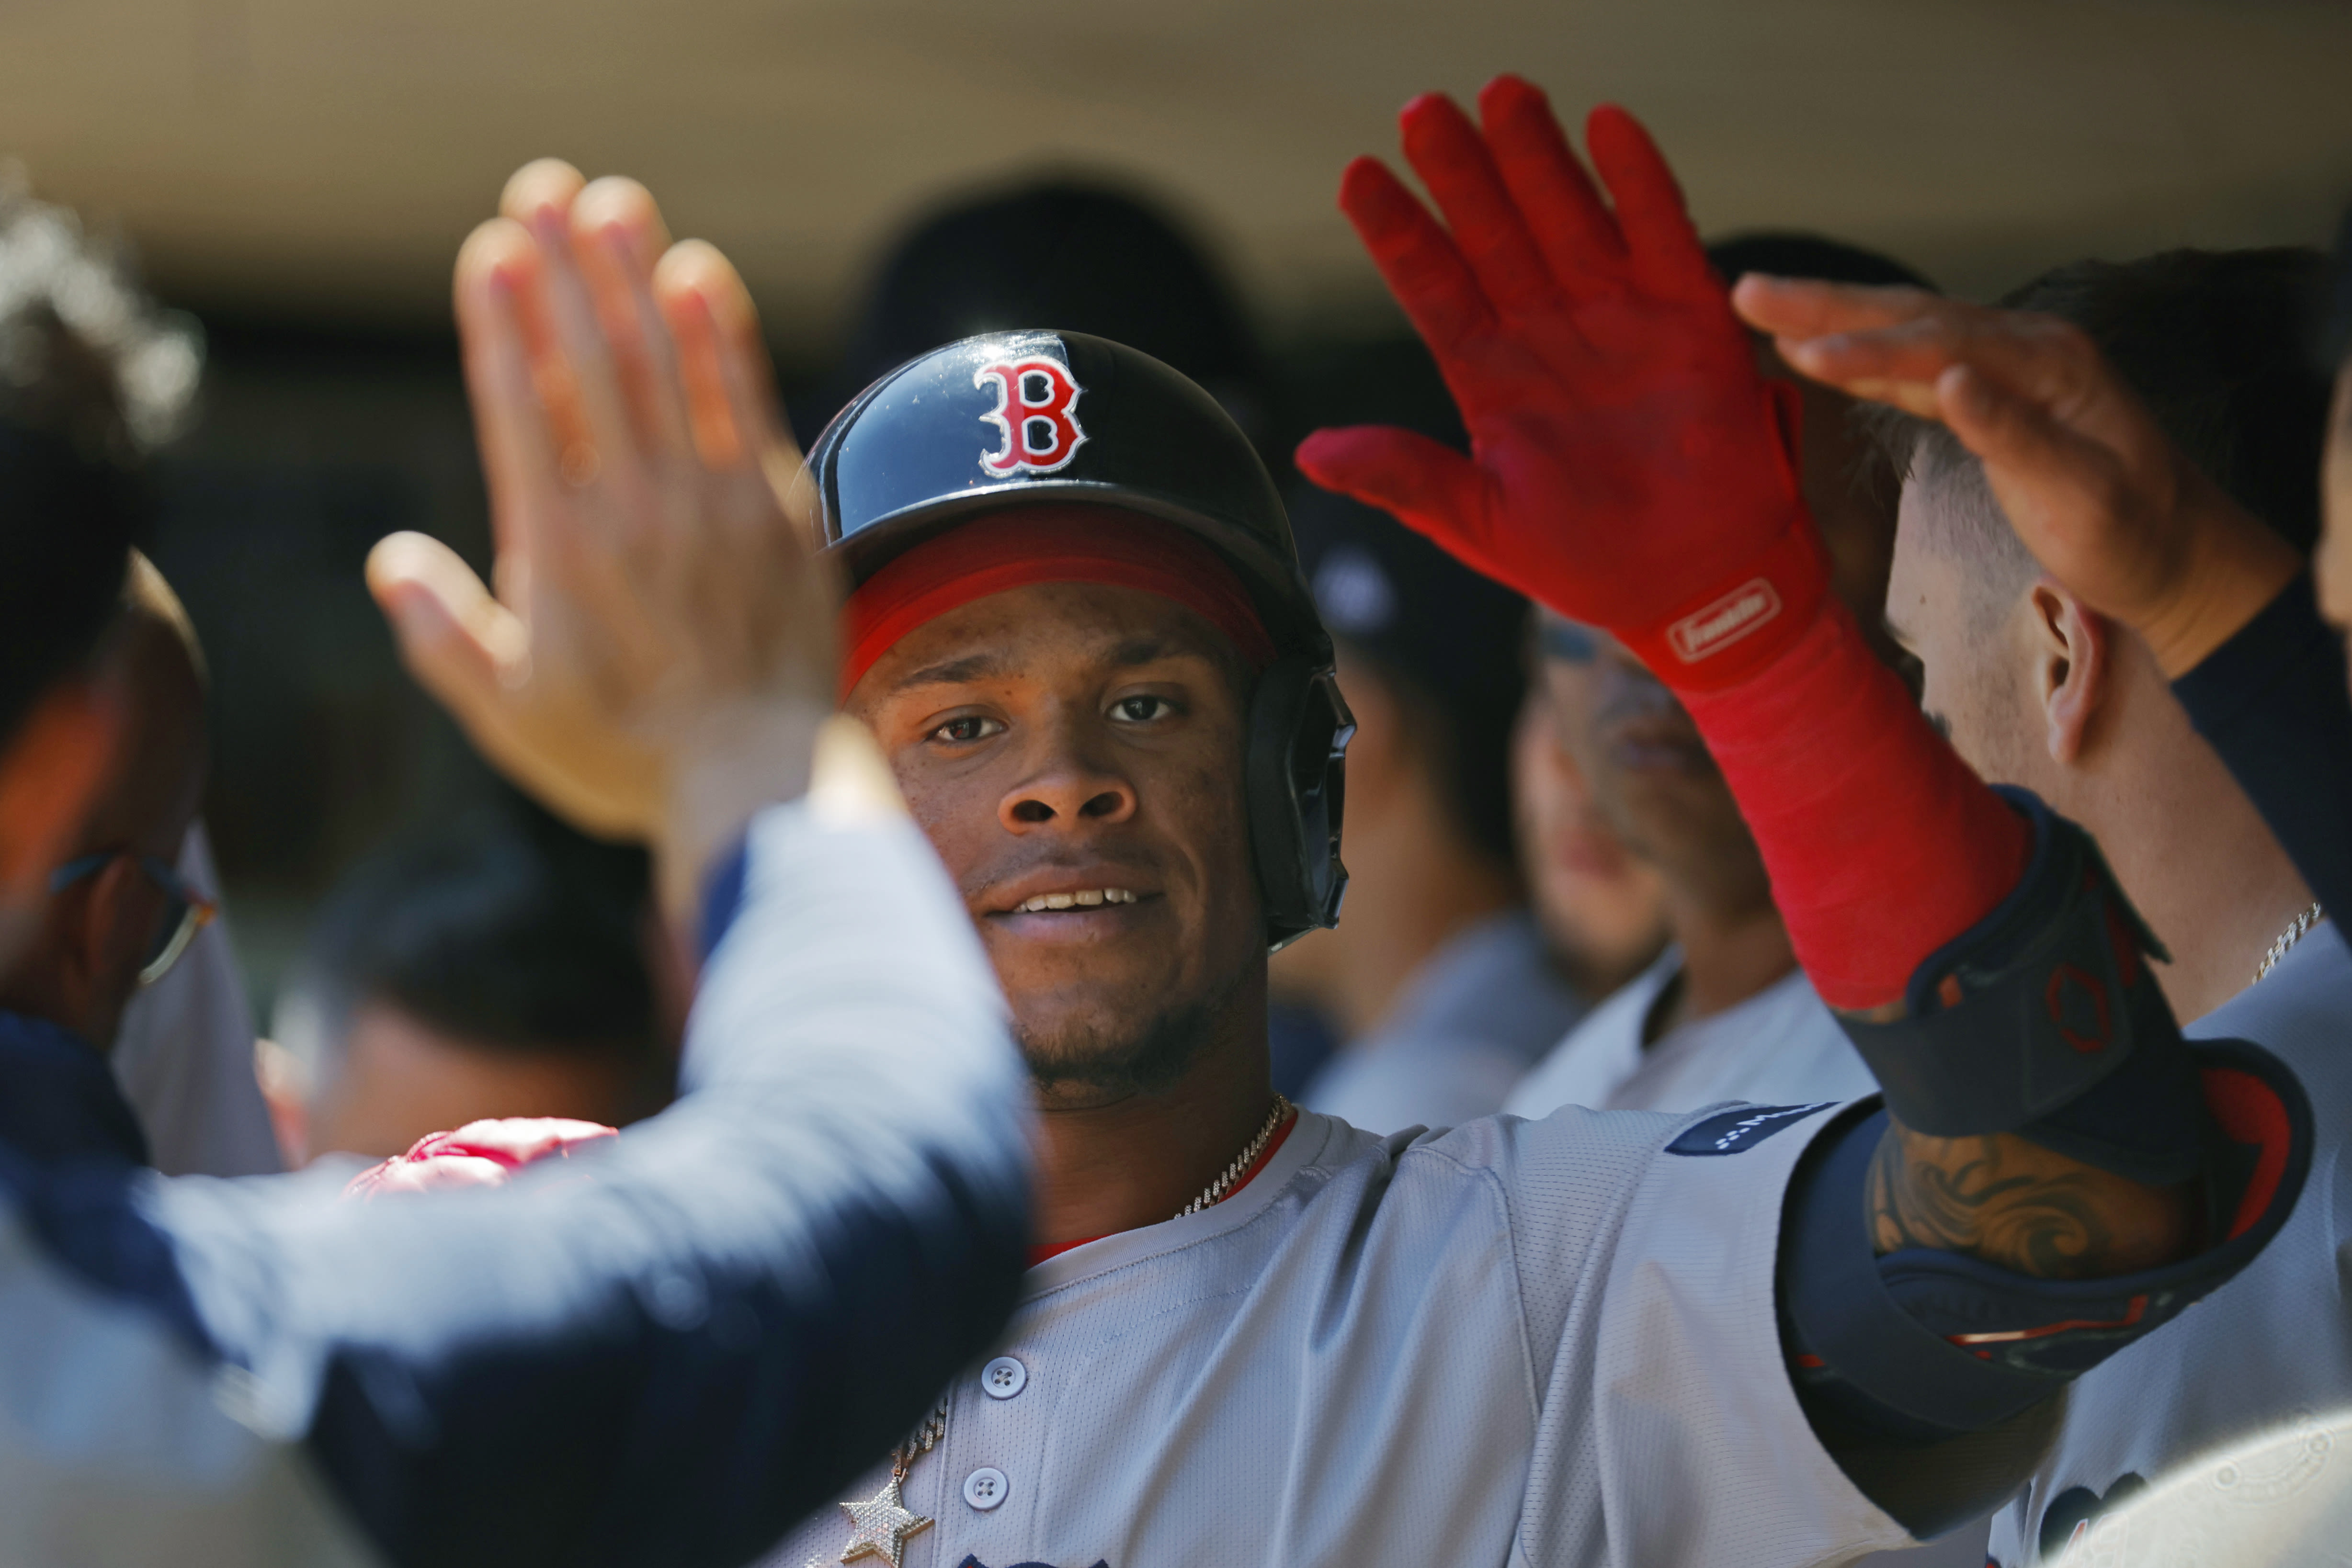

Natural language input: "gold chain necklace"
[1175,1093,1293,1219]
[2256,903,2326,984]
[823,1094,1294,1565]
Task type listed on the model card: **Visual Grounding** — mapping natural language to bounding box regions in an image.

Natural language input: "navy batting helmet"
[802,330,1351,949]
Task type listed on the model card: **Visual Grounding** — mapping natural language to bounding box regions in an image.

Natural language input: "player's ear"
[2028,578,2108,767]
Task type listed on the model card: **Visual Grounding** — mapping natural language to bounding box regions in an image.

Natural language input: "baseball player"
[741,81,2309,1568]
[1735,254,2352,1564]
[0,169,1032,1565]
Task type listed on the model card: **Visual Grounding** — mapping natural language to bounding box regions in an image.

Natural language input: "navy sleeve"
[2171,572,2352,920]
[1780,1042,2309,1453]
[136,801,1033,1568]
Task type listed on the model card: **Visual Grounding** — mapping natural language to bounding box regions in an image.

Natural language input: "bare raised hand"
[367,163,839,912]
[1732,275,2301,675]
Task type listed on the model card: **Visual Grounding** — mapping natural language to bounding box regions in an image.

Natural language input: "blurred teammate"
[273,799,670,1161]
[744,81,2307,1568]
[1273,471,1589,1131]
[0,169,1030,1564]
[96,548,279,1177]
[1507,622,1668,1002]
[1504,235,1926,1119]
[0,556,210,1107]
[110,820,282,1174]
[1739,242,2352,1565]
[1503,602,1870,1115]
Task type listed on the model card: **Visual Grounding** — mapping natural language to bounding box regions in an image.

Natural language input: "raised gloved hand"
[344,1117,618,1201]
[1295,77,1823,690]
[1302,77,2030,1011]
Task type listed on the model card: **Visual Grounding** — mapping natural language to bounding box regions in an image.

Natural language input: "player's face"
[1885,477,2047,793]
[1538,630,1758,887]
[848,580,1264,1100]
[1510,679,1666,981]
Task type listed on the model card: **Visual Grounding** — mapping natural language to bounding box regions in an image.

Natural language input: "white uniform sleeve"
[1503,1100,1915,1567]
[109,822,282,1177]
[1,799,1033,1568]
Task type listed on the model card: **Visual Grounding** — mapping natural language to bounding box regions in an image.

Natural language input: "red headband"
[841,511,1278,696]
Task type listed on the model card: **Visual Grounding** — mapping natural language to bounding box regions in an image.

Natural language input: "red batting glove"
[343,1117,617,1200]
[1298,77,2027,1011]
[1296,79,1824,690]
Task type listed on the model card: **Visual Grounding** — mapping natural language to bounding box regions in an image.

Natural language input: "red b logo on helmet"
[976,358,1087,476]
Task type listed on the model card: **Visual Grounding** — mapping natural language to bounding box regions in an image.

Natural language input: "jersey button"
[962,1467,1010,1511]
[980,1355,1027,1399]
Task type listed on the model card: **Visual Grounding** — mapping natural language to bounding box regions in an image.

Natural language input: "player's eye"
[929,714,1004,745]
[1108,694,1175,725]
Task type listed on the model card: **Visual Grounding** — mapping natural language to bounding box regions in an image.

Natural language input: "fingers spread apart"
[1341,78,1716,343]
[462,161,798,523]
[1579,104,1713,296]
[572,176,693,462]
[1476,74,1624,290]
[653,239,786,476]
[1338,153,1497,358]
[1399,90,1558,317]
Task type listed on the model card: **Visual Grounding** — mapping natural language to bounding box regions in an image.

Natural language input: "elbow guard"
[1781,1060,2307,1445]
[1838,787,2202,1185]
[1790,788,2312,1442]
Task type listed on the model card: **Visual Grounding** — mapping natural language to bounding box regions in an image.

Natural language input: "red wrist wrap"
[1615,522,1833,694]
[1680,596,2033,1012]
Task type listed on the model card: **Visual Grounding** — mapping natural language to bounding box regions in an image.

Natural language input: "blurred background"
[8,0,2352,1019]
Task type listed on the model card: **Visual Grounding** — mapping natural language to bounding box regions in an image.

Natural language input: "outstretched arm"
[1300,79,2190,1273]
[1302,77,2306,1468]
[1729,277,2302,678]
[12,169,1031,1568]
[1733,277,2352,944]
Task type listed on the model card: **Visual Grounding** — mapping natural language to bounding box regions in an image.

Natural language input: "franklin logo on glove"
[1668,577,1783,664]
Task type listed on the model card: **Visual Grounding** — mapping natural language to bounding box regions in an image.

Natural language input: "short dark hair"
[300,797,660,1063]
[1705,232,1937,293]
[0,180,200,744]
[1883,247,2332,592]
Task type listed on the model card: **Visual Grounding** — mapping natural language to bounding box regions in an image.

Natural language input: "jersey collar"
[1022,1108,1338,1295]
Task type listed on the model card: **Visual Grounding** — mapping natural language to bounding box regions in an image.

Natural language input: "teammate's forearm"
[1673,589,2204,1279]
[2131,483,2303,679]
[652,706,875,932]
[2172,570,2352,926]
[148,796,1032,1567]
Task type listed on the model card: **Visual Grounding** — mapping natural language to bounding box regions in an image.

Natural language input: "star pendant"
[837,1471,934,1567]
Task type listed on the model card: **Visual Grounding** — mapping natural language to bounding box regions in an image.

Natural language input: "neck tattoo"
[821,1093,1294,1565]
[2256,903,2326,985]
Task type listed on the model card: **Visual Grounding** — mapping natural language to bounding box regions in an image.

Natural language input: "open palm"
[1297,77,1804,637]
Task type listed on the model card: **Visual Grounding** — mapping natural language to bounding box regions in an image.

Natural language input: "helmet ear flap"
[1247,654,1353,952]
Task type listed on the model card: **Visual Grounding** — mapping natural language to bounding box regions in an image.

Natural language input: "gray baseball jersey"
[1987,925,2352,1565]
[762,1099,1930,1568]
[1505,947,1876,1118]
[1302,911,1590,1134]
